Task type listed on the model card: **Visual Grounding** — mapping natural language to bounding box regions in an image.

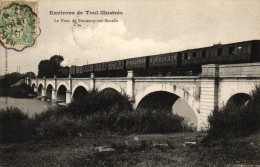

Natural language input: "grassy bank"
[1,132,260,166]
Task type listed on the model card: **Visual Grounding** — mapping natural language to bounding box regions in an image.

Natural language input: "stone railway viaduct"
[27,63,260,131]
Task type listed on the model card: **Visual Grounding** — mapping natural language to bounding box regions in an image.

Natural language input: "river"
[0,97,53,116]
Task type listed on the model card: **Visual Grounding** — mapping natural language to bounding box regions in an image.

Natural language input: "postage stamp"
[0,1,38,51]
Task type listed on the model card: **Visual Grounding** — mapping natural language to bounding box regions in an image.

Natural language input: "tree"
[50,55,64,64]
[0,72,24,88]
[37,55,64,78]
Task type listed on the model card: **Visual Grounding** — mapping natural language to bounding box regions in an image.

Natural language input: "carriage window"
[229,47,235,55]
[184,53,188,60]
[192,52,197,59]
[202,51,206,58]
[237,46,242,55]
[188,54,191,60]
[217,48,222,56]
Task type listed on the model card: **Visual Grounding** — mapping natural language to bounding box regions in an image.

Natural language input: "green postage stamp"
[0,1,38,51]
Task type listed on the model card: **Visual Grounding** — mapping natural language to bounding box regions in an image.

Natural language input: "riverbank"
[1,132,260,166]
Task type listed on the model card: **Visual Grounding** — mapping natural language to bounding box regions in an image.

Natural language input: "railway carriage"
[181,47,211,67]
[108,60,125,71]
[181,40,260,68]
[94,62,108,72]
[149,52,180,69]
[75,66,83,74]
[69,65,77,75]
[67,40,260,77]
[82,64,94,73]
[126,57,148,70]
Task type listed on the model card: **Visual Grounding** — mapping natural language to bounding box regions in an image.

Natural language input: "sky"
[1,0,260,75]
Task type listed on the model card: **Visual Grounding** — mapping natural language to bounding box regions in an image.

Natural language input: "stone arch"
[31,80,36,87]
[46,84,53,99]
[72,86,88,100]
[38,83,43,95]
[226,92,251,107]
[100,87,124,100]
[57,82,69,92]
[32,83,36,89]
[57,85,67,101]
[46,81,55,89]
[134,84,200,119]
[72,82,90,96]
[98,83,124,94]
[38,81,44,88]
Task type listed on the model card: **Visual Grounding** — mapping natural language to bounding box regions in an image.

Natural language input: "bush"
[206,86,260,139]
[67,89,132,116]
[83,106,189,134]
[35,114,87,140]
[114,109,188,134]
[0,107,35,143]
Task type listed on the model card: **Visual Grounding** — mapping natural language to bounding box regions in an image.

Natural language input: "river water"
[0,97,53,116]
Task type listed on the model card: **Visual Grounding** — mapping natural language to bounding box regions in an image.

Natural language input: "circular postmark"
[0,2,38,51]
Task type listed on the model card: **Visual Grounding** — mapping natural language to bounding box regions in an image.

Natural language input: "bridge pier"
[199,64,219,130]
[25,76,31,85]
[51,89,57,105]
[34,86,38,93]
[66,90,72,104]
[41,88,47,101]
[127,71,134,101]
[90,73,95,90]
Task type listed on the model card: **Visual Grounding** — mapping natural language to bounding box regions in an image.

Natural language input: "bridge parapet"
[219,62,260,78]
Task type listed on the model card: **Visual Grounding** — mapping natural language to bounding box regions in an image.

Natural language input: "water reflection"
[0,97,53,116]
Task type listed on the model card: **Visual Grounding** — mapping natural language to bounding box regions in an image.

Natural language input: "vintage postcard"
[1,0,260,166]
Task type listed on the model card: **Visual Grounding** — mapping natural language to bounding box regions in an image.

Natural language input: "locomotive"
[61,40,260,77]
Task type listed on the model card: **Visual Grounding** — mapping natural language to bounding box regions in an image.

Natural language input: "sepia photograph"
[0,0,260,166]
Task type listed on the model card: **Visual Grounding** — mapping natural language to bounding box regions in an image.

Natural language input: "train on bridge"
[59,40,260,77]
